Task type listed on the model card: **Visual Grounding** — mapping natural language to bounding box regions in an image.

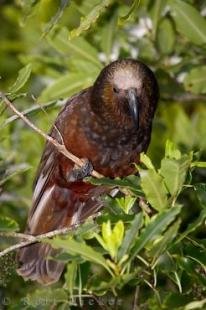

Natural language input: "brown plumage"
[17,59,159,285]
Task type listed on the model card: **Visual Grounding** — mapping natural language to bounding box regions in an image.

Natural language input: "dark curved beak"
[127,88,139,129]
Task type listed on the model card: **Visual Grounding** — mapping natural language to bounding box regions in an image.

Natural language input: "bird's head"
[91,59,159,130]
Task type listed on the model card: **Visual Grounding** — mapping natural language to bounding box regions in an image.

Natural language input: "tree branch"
[0,100,61,128]
[0,92,103,179]
[0,232,36,241]
[161,93,206,103]
[0,213,100,258]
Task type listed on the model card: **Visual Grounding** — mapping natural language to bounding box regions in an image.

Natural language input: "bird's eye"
[113,86,119,94]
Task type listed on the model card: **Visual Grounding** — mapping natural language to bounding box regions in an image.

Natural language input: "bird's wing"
[27,88,92,224]
[29,141,58,222]
[17,88,105,285]
[17,179,104,285]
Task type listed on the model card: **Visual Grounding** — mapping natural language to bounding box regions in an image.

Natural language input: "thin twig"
[0,232,36,241]
[0,100,61,128]
[133,286,140,310]
[0,92,103,179]
[0,213,101,258]
[161,93,206,103]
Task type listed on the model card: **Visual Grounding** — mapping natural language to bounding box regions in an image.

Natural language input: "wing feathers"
[17,88,106,285]
[17,182,106,285]
[17,243,64,285]
[29,185,55,233]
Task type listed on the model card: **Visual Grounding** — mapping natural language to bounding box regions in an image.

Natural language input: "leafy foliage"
[0,216,19,232]
[69,0,113,39]
[0,0,206,309]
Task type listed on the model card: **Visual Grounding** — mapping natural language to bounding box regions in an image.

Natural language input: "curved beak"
[127,88,139,129]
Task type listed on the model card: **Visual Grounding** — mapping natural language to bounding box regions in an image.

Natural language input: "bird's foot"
[67,158,93,182]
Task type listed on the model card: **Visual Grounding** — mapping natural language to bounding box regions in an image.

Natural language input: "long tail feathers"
[17,243,64,285]
[16,185,106,285]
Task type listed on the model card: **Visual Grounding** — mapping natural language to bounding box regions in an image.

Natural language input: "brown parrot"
[17,59,159,285]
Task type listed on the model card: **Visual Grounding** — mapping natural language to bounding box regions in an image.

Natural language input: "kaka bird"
[17,59,159,285]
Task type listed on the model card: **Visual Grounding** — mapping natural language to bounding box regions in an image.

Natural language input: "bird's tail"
[16,185,106,285]
[17,242,64,285]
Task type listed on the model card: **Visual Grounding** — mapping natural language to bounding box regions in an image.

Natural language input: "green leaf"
[94,232,108,253]
[184,299,206,310]
[0,216,19,232]
[48,27,102,68]
[100,13,117,63]
[40,0,69,36]
[88,273,134,294]
[37,0,59,23]
[150,219,181,264]
[176,208,206,243]
[138,37,158,61]
[9,63,32,93]
[140,153,155,170]
[184,66,206,94]
[157,18,175,55]
[129,205,182,261]
[74,220,98,240]
[173,106,194,148]
[118,212,143,259]
[194,183,206,205]
[169,0,206,45]
[38,72,94,102]
[70,0,113,38]
[164,292,191,309]
[46,237,113,276]
[102,220,112,245]
[184,243,206,268]
[116,196,136,214]
[86,175,142,196]
[69,57,100,75]
[165,140,181,160]
[118,0,140,25]
[160,155,191,197]
[0,101,58,129]
[113,220,124,249]
[140,169,168,211]
[64,261,77,298]
[100,220,124,259]
[191,161,206,168]
[174,271,182,293]
[0,163,31,186]
[150,0,165,39]
[19,0,39,26]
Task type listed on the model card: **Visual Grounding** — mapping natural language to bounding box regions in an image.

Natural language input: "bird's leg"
[67,158,93,182]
